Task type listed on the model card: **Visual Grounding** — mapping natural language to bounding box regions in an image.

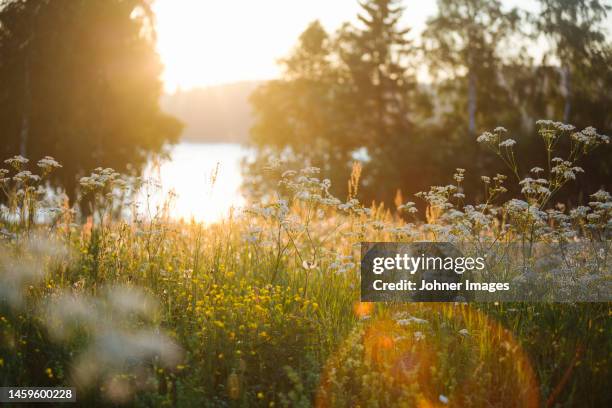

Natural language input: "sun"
[153,0,282,91]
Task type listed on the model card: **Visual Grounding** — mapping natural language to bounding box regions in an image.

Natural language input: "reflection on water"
[141,142,248,223]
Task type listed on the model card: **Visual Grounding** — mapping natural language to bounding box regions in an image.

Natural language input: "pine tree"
[338,0,418,145]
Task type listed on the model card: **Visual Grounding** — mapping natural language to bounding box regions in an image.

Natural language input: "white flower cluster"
[571,126,610,146]
[397,201,418,214]
[4,155,29,169]
[37,156,62,175]
[550,158,584,181]
[519,177,550,196]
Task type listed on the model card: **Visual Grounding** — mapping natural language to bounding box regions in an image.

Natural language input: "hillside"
[161,81,261,143]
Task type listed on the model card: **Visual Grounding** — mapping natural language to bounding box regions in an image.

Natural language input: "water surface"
[142,142,248,223]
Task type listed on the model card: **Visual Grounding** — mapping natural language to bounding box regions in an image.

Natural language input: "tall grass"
[0,121,610,407]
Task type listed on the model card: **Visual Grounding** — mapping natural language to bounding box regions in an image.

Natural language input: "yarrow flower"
[398,201,418,214]
[37,156,62,171]
[4,155,29,170]
[477,131,495,143]
[499,139,516,147]
[13,170,40,183]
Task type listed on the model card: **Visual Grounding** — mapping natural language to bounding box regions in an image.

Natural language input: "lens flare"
[317,303,539,407]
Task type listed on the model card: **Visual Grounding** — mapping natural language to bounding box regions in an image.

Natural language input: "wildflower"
[591,190,610,202]
[506,199,529,212]
[414,331,425,341]
[37,156,62,171]
[453,168,465,182]
[477,131,495,143]
[530,167,544,174]
[13,170,40,183]
[398,201,418,214]
[439,394,449,404]
[4,155,29,169]
[536,119,554,127]
[499,139,516,147]
[494,126,508,133]
[396,316,428,326]
[458,328,469,336]
[302,260,318,270]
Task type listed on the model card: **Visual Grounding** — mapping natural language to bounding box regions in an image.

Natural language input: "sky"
[153,0,541,92]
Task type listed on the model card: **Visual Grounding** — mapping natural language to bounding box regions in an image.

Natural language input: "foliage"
[247,0,612,207]
[0,0,182,199]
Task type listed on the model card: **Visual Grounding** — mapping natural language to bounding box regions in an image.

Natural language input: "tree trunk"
[20,56,31,157]
[468,69,477,135]
[561,64,571,123]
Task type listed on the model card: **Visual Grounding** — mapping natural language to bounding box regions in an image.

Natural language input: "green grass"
[0,122,611,406]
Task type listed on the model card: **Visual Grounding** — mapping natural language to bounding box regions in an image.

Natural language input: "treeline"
[246,0,612,206]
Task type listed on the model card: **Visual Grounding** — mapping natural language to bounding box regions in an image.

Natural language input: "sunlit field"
[1,122,610,406]
[1,0,611,406]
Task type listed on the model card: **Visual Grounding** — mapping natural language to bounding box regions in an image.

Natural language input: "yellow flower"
[45,367,54,378]
[257,392,264,399]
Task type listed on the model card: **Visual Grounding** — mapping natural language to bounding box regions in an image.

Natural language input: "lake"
[141,142,249,223]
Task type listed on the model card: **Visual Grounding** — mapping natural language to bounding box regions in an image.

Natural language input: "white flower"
[302,260,318,270]
[37,156,62,170]
[477,131,495,143]
[458,328,469,336]
[439,395,449,404]
[536,119,554,127]
[4,155,29,168]
[398,201,417,213]
[590,189,610,202]
[13,170,40,183]
[530,167,544,174]
[499,138,516,147]
[396,316,428,326]
[506,199,529,213]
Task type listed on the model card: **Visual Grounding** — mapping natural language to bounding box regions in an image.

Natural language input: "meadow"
[0,121,610,407]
